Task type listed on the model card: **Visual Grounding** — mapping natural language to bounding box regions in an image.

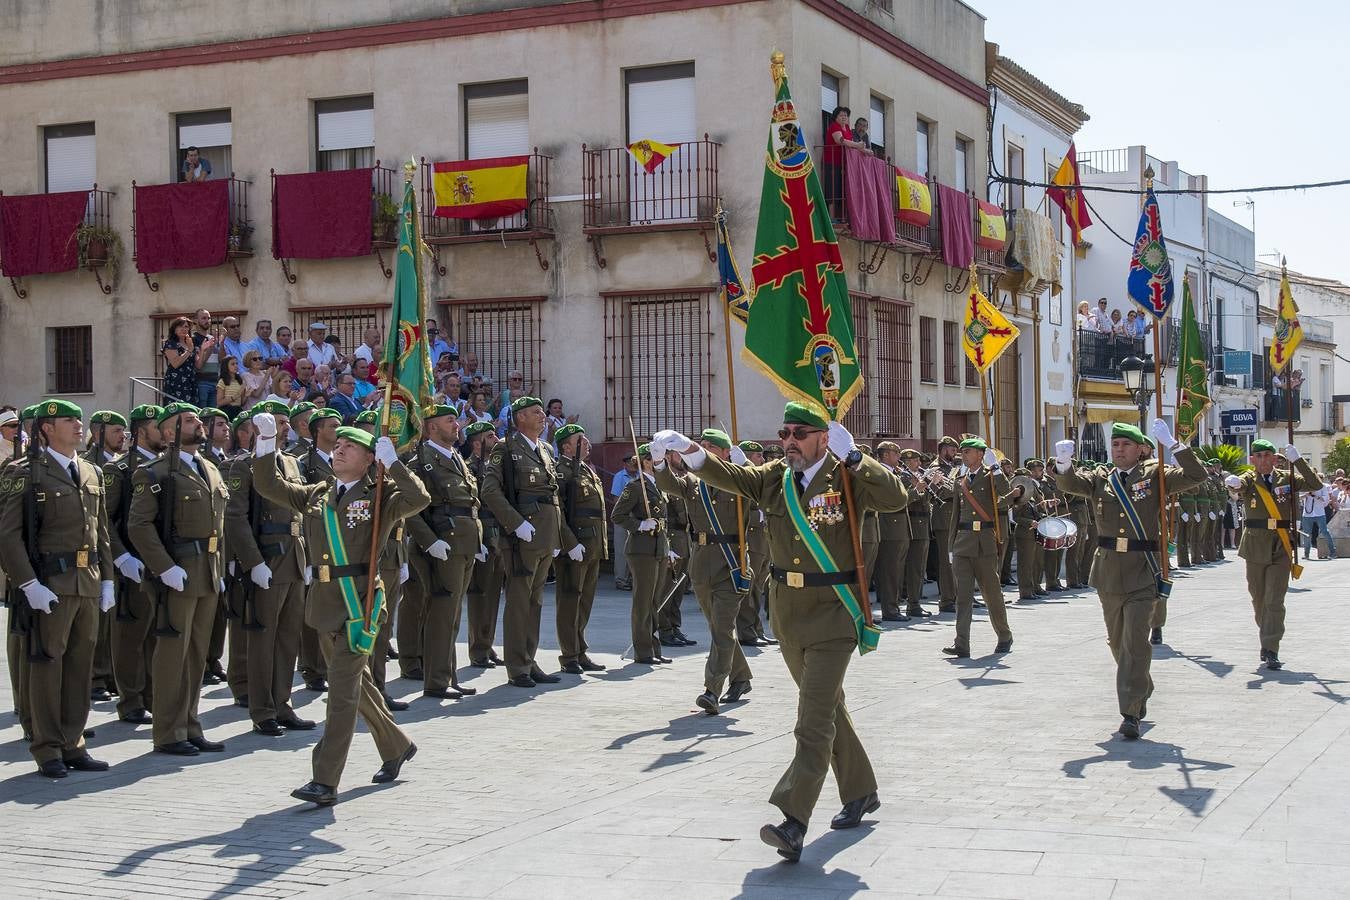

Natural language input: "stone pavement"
[3,553,1350,899]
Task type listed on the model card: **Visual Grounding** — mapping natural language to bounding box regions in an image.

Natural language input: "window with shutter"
[916,119,931,177]
[868,94,887,157]
[176,109,232,181]
[954,138,969,193]
[626,64,696,223]
[464,81,529,158]
[315,96,375,172]
[45,123,96,194]
[47,326,93,394]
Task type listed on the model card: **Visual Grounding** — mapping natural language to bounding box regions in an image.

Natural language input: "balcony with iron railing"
[418,152,554,274]
[1323,400,1338,434]
[1302,312,1335,344]
[1263,389,1301,424]
[1077,329,1146,380]
[78,186,118,295]
[130,174,254,290]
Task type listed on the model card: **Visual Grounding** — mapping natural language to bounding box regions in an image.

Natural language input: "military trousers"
[396,566,426,677]
[313,630,411,788]
[1016,528,1041,599]
[873,539,908,618]
[953,550,1011,653]
[466,546,505,663]
[298,622,327,682]
[224,582,250,702]
[418,553,475,693]
[1150,597,1167,630]
[1246,558,1291,654]
[1098,585,1156,718]
[8,610,28,730]
[556,554,600,665]
[659,534,690,639]
[1176,515,1193,566]
[694,553,752,695]
[246,578,304,725]
[111,581,157,718]
[502,546,554,678]
[862,540,879,610]
[1042,546,1064,589]
[933,529,956,610]
[627,552,664,662]
[903,535,930,613]
[735,583,766,642]
[150,587,217,747]
[92,608,114,691]
[207,594,227,668]
[26,593,97,765]
[1067,511,1093,584]
[369,566,402,693]
[999,532,1014,584]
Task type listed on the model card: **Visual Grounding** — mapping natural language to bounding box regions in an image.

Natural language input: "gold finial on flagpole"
[1143,164,1155,190]
[403,158,416,183]
[770,50,786,86]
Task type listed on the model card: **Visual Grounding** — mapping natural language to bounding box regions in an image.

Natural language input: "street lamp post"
[1120,355,1155,431]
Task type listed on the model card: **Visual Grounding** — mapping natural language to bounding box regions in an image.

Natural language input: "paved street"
[3,554,1350,899]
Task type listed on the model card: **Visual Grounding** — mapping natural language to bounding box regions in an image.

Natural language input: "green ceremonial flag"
[742,52,862,421]
[378,166,433,452]
[1175,280,1211,443]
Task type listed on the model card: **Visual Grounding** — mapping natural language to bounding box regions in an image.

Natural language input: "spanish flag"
[431,156,529,220]
[962,269,1020,373]
[627,139,678,174]
[894,167,932,226]
[976,200,1007,250]
[1046,141,1092,246]
[1268,264,1304,374]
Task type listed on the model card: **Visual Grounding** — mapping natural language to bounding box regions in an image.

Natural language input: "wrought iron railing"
[1078,329,1145,380]
[419,151,553,240]
[583,135,719,229]
[1263,389,1300,423]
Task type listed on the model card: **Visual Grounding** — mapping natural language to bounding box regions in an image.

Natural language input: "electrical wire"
[991,173,1350,197]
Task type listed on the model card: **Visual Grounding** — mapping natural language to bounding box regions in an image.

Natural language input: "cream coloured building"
[0,0,996,460]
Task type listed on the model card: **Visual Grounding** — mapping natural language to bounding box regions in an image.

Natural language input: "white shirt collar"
[316,448,332,464]
[798,453,828,490]
[138,446,158,461]
[179,450,199,467]
[427,440,457,461]
[45,446,75,471]
[336,478,361,493]
[519,433,539,451]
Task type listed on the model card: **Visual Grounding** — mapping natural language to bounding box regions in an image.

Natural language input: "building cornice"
[985,44,1088,136]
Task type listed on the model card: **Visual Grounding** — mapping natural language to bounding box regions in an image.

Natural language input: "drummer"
[1032,460,1066,592]
[1010,467,1043,602]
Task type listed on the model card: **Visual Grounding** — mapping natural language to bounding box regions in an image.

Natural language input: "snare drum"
[1035,516,1079,551]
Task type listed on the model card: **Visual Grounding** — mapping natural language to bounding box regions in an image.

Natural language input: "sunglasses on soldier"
[778,425,824,441]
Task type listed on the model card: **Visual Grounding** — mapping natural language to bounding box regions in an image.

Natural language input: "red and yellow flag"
[1268,265,1304,374]
[626,139,678,174]
[962,270,1020,373]
[894,167,932,226]
[431,156,529,220]
[1047,141,1093,246]
[976,200,1007,249]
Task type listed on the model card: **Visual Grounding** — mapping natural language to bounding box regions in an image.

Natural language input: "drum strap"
[1107,468,1172,600]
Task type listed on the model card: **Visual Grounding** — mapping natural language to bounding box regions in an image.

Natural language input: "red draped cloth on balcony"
[0,190,88,278]
[842,148,896,244]
[272,168,373,260]
[134,181,229,274]
[937,183,974,270]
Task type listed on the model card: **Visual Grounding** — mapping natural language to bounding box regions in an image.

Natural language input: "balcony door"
[626,63,696,225]
[994,345,1020,464]
[464,80,529,231]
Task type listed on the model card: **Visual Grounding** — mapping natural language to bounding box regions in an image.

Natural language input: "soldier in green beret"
[737,440,776,645]
[1054,419,1206,738]
[287,402,317,456]
[897,449,934,617]
[294,408,342,693]
[614,443,673,666]
[927,435,962,612]
[353,409,379,431]
[84,410,128,702]
[480,397,565,687]
[554,423,609,674]
[653,402,908,860]
[198,408,233,469]
[660,453,693,648]
[463,421,507,670]
[1010,468,1043,601]
[1208,459,1229,561]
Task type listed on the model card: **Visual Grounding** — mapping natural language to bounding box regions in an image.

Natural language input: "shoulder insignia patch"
[229,476,243,491]
[134,482,146,495]
[103,472,114,488]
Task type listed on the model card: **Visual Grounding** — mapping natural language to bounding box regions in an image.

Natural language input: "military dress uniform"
[464,425,506,668]
[293,437,335,689]
[659,479,692,645]
[1037,472,1066,591]
[1209,468,1228,560]
[613,459,670,664]
[1176,483,1198,568]
[872,450,911,622]
[898,453,933,616]
[937,442,1013,657]
[1066,478,1094,587]
[83,434,119,701]
[741,498,774,641]
[1011,473,1043,601]
[555,426,609,671]
[927,440,960,612]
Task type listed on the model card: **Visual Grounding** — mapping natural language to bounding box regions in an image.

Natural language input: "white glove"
[1225,474,1243,490]
[252,412,277,440]
[218,578,226,594]
[514,521,535,542]
[375,436,399,469]
[399,562,410,585]
[638,518,657,533]
[653,430,694,453]
[1150,417,1175,449]
[115,553,144,583]
[250,562,272,589]
[551,548,560,558]
[21,581,58,614]
[667,550,680,563]
[649,439,668,464]
[303,565,313,586]
[1284,444,1300,463]
[1054,440,1075,463]
[100,581,116,613]
[729,445,749,466]
[475,544,488,562]
[228,560,237,576]
[159,566,188,592]
[1181,512,1189,522]
[568,544,585,562]
[983,448,998,470]
[827,421,856,459]
[1209,511,1217,521]
[426,539,451,560]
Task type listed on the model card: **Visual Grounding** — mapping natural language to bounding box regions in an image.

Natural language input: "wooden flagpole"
[716,207,749,576]
[1142,168,1170,581]
[1281,258,1300,569]
[979,366,1002,544]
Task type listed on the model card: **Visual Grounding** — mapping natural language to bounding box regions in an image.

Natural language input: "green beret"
[424,404,458,421]
[1024,457,1044,468]
[251,400,291,417]
[129,404,163,424]
[289,401,317,418]
[938,435,959,448]
[511,396,543,415]
[959,437,987,451]
[1251,439,1277,453]
[738,440,764,453]
[1144,436,1157,448]
[554,423,585,444]
[857,444,874,457]
[637,442,652,459]
[156,401,199,424]
[35,398,83,420]
[464,421,495,438]
[353,410,379,425]
[1111,423,1148,445]
[197,407,228,421]
[335,426,375,451]
[88,410,127,428]
[309,407,342,425]
[700,428,732,449]
[232,412,253,431]
[899,448,921,460]
[782,401,828,430]
[20,404,38,423]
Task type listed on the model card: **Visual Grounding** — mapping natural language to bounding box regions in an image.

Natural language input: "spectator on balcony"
[305,322,337,369]
[435,372,464,410]
[282,341,306,379]
[351,358,378,403]
[323,334,348,375]
[462,389,496,430]
[247,319,287,369]
[1108,308,1126,336]
[221,316,247,362]
[192,307,222,408]
[425,318,457,363]
[161,316,198,404]
[1076,300,1093,331]
[823,107,867,221]
[457,349,482,383]
[328,373,365,422]
[293,359,327,404]
[181,146,212,183]
[263,370,302,407]
[216,355,246,419]
[353,326,382,368]
[495,370,527,418]
[1133,311,1153,338]
[545,398,578,445]
[434,351,458,387]
[240,349,270,407]
[275,323,294,358]
[852,116,879,157]
[1092,298,1113,334]
[313,364,337,400]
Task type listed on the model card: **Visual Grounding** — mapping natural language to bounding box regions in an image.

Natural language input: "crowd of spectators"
[1076,297,1154,339]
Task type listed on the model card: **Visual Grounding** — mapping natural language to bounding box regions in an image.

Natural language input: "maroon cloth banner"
[842,148,896,244]
[938,183,974,270]
[0,190,88,278]
[272,168,373,260]
[134,180,229,274]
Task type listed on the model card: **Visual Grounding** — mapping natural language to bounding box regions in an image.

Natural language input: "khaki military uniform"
[937,466,1013,654]
[203,445,233,684]
[1038,475,1066,590]
[371,519,406,695]
[466,449,505,666]
[128,450,228,747]
[252,449,429,787]
[0,450,113,765]
[1233,460,1320,656]
[927,460,959,612]
[556,453,608,666]
[1210,474,1228,560]
[1012,477,1042,600]
[659,487,691,642]
[1176,484,1198,568]
[1057,447,1205,718]
[691,450,907,825]
[1196,481,1217,563]
[860,509,879,612]
[742,501,773,638]
[656,462,752,695]
[1066,489,1093,587]
[613,475,669,662]
[104,447,160,719]
[83,446,117,696]
[481,432,564,680]
[899,467,933,615]
[872,484,911,620]
[294,445,334,685]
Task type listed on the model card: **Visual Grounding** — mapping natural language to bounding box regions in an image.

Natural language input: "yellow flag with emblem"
[961,269,1020,373]
[1268,263,1304,374]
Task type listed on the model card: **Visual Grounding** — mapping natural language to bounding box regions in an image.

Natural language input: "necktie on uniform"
[336,484,347,505]
[794,471,805,497]
[68,462,78,483]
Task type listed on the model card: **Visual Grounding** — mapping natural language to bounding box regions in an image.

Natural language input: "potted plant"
[372,193,399,243]
[229,222,255,252]
[73,222,124,287]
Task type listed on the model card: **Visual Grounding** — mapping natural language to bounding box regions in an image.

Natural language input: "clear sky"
[978,0,1350,283]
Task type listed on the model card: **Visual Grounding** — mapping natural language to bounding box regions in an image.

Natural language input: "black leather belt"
[574,525,600,538]
[39,550,98,576]
[770,565,857,588]
[1247,519,1292,530]
[516,496,554,512]
[174,537,218,557]
[957,521,994,532]
[693,531,738,545]
[316,563,366,581]
[258,522,300,536]
[1098,537,1159,552]
[435,504,476,518]
[574,506,604,517]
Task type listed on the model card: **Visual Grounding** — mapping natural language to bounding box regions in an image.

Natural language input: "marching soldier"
[1011,468,1043,601]
[936,438,1013,658]
[250,413,428,806]
[738,440,777,645]
[223,400,315,736]
[898,449,933,617]
[287,402,317,456]
[998,458,1017,587]
[480,397,564,687]
[222,412,257,707]
[1055,420,1205,739]
[85,411,126,703]
[871,442,911,623]
[554,424,609,674]
[1033,459,1066,592]
[1065,464,1094,589]
[1226,439,1321,671]
[650,403,907,861]
[127,402,229,756]
[614,443,673,666]
[294,407,340,692]
[405,405,482,701]
[928,436,960,613]
[1209,460,1228,561]
[655,428,753,713]
[463,422,506,669]
[0,399,115,777]
[1176,481,1198,568]
[858,445,880,617]
[657,451,696,649]
[104,404,164,726]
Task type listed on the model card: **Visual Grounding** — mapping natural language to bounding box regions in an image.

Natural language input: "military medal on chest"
[807,490,845,529]
[346,498,372,528]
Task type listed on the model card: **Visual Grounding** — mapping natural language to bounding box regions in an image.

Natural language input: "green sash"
[322,503,384,655]
[780,467,880,656]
